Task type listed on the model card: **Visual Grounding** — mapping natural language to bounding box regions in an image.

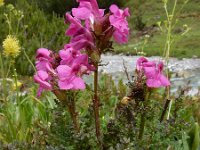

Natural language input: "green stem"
[160,99,171,122]
[0,54,7,102]
[0,53,4,78]
[6,61,12,78]
[23,49,36,72]
[13,68,19,104]
[164,0,177,120]
[167,99,173,120]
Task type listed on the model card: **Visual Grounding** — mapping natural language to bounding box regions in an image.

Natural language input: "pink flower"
[57,65,85,90]
[66,2,130,50]
[109,4,130,44]
[136,57,170,88]
[57,49,93,90]
[34,70,52,97]
[145,62,170,88]
[59,48,77,65]
[71,54,95,75]
[65,13,95,51]
[34,48,58,96]
[136,57,148,71]
[36,48,52,60]
[72,0,105,22]
[34,46,94,96]
[59,48,95,75]
[35,48,55,74]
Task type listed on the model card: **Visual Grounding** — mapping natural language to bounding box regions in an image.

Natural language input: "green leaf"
[182,132,189,150]
[187,122,200,150]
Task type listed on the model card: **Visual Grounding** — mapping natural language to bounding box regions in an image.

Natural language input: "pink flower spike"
[109,5,130,44]
[34,70,52,97]
[136,57,170,88]
[65,13,95,51]
[35,47,56,74]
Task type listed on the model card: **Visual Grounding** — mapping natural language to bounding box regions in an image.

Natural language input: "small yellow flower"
[13,81,22,90]
[0,0,4,7]
[3,35,21,58]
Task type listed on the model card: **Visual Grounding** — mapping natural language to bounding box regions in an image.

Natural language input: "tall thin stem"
[164,0,177,121]
[23,49,36,72]
[6,61,12,78]
[138,111,146,140]
[67,98,80,133]
[160,99,171,122]
[93,64,101,145]
[0,54,7,102]
[13,68,19,104]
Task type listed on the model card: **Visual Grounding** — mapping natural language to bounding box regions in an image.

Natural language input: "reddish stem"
[93,64,102,146]
[67,99,80,133]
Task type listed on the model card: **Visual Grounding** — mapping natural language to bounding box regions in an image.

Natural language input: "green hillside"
[115,0,200,58]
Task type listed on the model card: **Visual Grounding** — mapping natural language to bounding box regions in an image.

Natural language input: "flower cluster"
[34,0,130,96]
[65,0,130,59]
[34,48,54,97]
[33,48,94,96]
[58,48,94,90]
[109,4,130,44]
[136,57,170,88]
[2,35,21,58]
